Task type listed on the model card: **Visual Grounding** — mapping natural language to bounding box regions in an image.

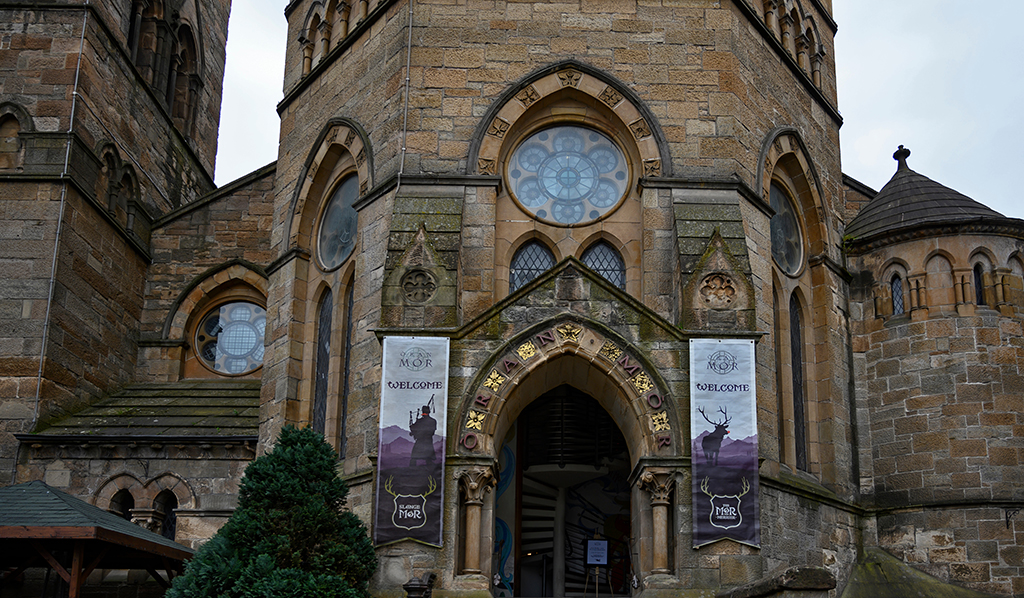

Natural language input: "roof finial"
[893,145,911,171]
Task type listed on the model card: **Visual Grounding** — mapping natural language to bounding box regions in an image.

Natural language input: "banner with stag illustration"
[689,339,759,548]
[374,336,449,547]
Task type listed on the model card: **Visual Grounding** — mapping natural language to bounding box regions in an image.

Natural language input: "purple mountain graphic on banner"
[692,432,758,470]
[379,425,444,470]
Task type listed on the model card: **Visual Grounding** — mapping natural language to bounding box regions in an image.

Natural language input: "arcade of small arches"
[875,249,1024,320]
[125,0,204,134]
[92,473,196,541]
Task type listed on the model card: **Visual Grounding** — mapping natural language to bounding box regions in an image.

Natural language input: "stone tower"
[0,1,231,483]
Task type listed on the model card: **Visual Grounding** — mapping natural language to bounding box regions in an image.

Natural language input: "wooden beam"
[30,540,70,584]
[81,545,110,581]
[146,568,171,589]
[69,542,84,598]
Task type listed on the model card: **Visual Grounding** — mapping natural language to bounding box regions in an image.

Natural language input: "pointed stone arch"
[284,118,373,252]
[162,260,268,341]
[757,126,833,256]
[468,59,670,179]
[92,472,145,510]
[141,472,197,510]
[454,316,681,466]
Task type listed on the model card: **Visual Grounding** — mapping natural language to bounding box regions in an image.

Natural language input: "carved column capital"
[457,467,495,506]
[639,470,675,506]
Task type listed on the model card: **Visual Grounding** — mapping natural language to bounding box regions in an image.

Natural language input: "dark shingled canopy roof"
[0,481,192,592]
[845,146,1006,242]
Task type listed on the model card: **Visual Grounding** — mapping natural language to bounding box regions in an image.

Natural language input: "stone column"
[763,1,778,38]
[640,471,674,575]
[318,21,332,60]
[337,3,351,38]
[300,38,314,76]
[779,14,795,58]
[357,0,369,23]
[457,467,495,575]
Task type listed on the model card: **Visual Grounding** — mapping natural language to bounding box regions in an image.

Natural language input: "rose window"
[195,301,266,375]
[507,126,629,226]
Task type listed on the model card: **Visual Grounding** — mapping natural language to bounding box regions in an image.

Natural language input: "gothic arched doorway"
[493,385,632,597]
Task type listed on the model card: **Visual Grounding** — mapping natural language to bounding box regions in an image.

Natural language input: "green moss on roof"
[37,380,260,437]
[841,548,997,598]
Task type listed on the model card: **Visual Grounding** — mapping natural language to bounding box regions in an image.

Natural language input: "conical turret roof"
[845,146,1005,242]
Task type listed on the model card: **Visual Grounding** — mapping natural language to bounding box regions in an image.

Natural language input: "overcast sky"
[214,1,1024,219]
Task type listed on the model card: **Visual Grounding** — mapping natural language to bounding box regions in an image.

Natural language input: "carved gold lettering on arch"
[460,322,674,453]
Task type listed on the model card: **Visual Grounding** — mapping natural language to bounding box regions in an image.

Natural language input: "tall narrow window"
[789,294,807,471]
[974,264,985,306]
[509,241,555,292]
[313,289,333,436]
[890,275,904,315]
[581,242,626,289]
[339,282,354,457]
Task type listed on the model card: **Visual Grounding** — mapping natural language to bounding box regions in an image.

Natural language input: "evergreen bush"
[168,426,377,598]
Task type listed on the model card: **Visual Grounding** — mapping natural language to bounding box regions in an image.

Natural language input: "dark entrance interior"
[493,385,631,597]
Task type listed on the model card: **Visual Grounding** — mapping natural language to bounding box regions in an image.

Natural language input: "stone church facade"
[0,1,1021,597]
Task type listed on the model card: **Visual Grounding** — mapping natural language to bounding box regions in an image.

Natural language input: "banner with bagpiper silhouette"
[689,339,760,548]
[374,336,449,547]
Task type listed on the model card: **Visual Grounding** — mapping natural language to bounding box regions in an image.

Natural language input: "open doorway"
[493,385,632,597]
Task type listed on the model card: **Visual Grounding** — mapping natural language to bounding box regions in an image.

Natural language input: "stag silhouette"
[698,406,731,466]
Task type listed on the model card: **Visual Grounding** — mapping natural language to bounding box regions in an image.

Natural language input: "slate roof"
[37,380,260,437]
[0,480,192,562]
[845,146,1007,242]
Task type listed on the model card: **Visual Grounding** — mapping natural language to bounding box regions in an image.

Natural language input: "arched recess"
[284,118,373,251]
[0,102,31,171]
[924,251,955,311]
[140,472,197,510]
[756,127,833,256]
[92,473,144,510]
[469,59,670,179]
[453,316,681,464]
[162,260,269,341]
[473,60,661,300]
[450,317,682,583]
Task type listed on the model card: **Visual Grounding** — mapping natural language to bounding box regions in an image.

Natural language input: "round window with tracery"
[195,301,266,375]
[507,125,629,226]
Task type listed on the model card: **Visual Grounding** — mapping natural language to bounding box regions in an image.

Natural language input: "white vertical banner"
[374,336,449,546]
[689,338,760,548]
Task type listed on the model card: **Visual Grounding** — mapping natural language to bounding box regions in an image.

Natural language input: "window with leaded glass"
[769,182,803,276]
[789,293,807,472]
[506,125,629,226]
[194,301,266,375]
[974,263,985,306]
[581,242,625,289]
[312,289,332,436]
[890,274,904,315]
[509,241,555,292]
[338,283,354,457]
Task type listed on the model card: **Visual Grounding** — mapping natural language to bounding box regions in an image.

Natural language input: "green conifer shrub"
[168,426,377,598]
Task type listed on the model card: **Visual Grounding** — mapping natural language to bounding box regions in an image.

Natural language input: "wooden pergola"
[0,481,193,597]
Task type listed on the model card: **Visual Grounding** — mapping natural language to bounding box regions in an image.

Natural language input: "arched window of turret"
[509,241,555,293]
[312,287,333,436]
[974,263,985,306]
[890,274,904,315]
[581,241,625,289]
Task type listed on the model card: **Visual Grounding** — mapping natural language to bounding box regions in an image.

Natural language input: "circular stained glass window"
[195,301,266,375]
[317,175,359,271]
[507,126,629,226]
[769,182,803,276]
